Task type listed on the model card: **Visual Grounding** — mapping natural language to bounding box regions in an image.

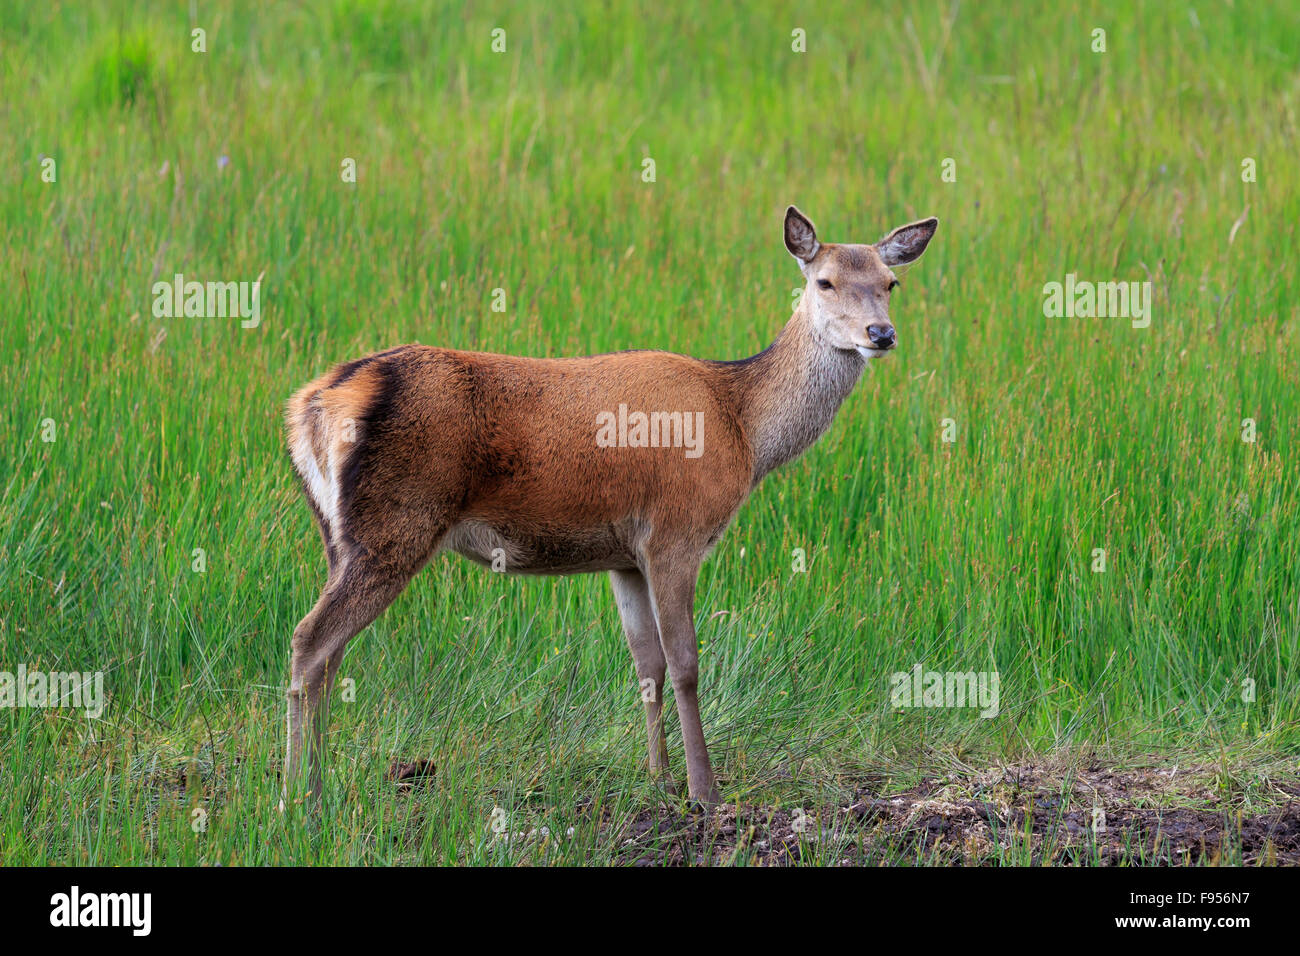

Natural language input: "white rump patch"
[291,426,338,531]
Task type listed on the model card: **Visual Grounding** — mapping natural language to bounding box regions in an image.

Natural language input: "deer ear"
[784,205,820,264]
[877,217,939,266]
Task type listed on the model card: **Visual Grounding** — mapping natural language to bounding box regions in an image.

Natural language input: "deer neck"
[725,302,866,483]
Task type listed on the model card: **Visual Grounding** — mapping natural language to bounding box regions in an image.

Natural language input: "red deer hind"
[284,206,938,805]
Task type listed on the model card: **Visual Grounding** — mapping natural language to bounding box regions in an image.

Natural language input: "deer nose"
[867,324,895,348]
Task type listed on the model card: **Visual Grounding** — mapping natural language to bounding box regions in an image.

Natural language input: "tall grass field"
[1,0,1298,867]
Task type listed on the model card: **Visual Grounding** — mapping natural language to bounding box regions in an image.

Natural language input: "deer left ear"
[877,217,939,267]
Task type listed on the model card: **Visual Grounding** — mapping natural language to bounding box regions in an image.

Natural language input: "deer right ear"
[784,205,820,266]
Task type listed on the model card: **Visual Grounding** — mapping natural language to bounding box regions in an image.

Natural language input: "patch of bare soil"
[599,762,1300,866]
[387,757,437,789]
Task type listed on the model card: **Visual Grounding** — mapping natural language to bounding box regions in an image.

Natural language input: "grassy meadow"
[1,0,1298,864]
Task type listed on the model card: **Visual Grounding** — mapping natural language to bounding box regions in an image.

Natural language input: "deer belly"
[444,519,634,575]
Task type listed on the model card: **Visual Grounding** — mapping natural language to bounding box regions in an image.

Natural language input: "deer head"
[784,205,939,359]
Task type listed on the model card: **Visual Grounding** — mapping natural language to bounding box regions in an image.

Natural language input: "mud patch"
[600,761,1300,865]
[387,757,437,789]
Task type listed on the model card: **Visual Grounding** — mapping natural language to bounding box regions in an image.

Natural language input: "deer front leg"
[609,569,673,790]
[645,560,721,804]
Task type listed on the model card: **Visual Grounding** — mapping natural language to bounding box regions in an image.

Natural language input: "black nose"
[867,324,895,347]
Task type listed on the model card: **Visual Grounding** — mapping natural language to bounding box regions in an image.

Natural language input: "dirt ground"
[150,752,1298,865]
[594,760,1300,866]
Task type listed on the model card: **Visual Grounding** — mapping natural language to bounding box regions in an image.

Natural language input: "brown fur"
[282,206,938,806]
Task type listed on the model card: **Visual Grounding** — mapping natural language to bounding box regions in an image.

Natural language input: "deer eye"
[888,279,900,291]
[817,279,834,290]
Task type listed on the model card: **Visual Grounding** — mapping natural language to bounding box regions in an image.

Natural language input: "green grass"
[1,0,1297,865]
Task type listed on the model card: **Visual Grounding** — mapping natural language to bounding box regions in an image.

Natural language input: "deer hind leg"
[283,549,421,807]
[644,556,721,805]
[284,467,457,809]
[609,569,674,791]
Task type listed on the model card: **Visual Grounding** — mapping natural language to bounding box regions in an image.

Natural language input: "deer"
[283,206,938,807]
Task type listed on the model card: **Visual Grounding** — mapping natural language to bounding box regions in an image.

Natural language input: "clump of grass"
[76,30,166,114]
[326,0,426,74]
